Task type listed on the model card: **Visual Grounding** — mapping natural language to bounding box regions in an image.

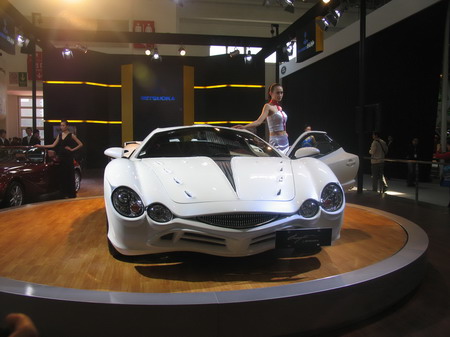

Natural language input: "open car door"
[287,131,359,190]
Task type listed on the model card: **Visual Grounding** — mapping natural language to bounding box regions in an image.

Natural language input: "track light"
[16,34,29,47]
[152,48,161,61]
[322,0,331,3]
[61,47,73,60]
[229,49,240,58]
[145,49,151,56]
[178,47,186,56]
[281,0,294,13]
[318,15,332,31]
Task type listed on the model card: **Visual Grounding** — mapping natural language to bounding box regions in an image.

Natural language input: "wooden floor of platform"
[0,198,407,293]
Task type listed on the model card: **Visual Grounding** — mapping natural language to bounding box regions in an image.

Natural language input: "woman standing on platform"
[233,83,289,153]
[37,120,83,198]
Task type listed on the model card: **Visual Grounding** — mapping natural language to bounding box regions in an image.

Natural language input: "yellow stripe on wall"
[194,84,264,89]
[44,81,121,88]
[46,120,122,124]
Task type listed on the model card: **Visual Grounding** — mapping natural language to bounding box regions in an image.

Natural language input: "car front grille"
[196,213,279,229]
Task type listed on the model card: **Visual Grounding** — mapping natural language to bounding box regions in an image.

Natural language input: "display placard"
[276,228,332,251]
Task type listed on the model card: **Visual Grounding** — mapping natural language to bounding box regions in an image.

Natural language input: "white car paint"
[104,126,347,257]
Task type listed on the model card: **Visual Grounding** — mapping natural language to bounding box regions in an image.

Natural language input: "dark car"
[0,146,81,207]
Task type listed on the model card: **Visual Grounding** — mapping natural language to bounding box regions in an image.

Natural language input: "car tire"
[74,170,81,193]
[5,181,25,207]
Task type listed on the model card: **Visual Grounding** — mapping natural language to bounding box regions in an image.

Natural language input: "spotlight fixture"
[178,47,186,56]
[317,16,330,31]
[152,48,161,61]
[244,50,252,64]
[280,0,294,13]
[322,0,331,3]
[61,47,73,60]
[229,49,240,58]
[16,34,29,47]
[145,49,151,56]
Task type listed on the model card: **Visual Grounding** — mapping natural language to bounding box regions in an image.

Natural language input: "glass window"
[19,96,44,143]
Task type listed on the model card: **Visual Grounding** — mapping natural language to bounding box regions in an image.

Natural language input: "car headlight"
[299,199,320,218]
[147,203,173,223]
[321,183,344,212]
[111,186,144,217]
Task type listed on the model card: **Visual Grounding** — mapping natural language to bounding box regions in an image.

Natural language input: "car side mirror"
[104,147,124,159]
[294,147,320,159]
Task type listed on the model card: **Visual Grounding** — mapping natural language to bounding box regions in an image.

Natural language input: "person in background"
[369,131,388,193]
[10,137,22,146]
[32,130,41,145]
[36,120,83,198]
[434,138,450,207]
[0,129,10,146]
[1,313,39,337]
[22,127,40,146]
[301,124,316,148]
[406,137,419,187]
[233,83,289,153]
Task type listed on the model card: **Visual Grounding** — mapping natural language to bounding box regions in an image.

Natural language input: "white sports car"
[104,125,352,257]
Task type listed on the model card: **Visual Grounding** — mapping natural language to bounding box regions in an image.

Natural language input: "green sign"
[18,72,27,87]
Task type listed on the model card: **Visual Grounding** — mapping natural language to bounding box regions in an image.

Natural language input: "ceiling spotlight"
[61,47,73,60]
[229,49,240,58]
[178,47,186,56]
[145,49,151,56]
[322,0,331,3]
[16,34,29,47]
[318,16,331,31]
[152,48,161,61]
[281,0,294,13]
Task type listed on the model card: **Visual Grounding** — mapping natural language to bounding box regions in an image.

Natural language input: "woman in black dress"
[37,120,83,198]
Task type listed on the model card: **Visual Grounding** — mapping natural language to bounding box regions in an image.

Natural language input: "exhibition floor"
[0,169,448,336]
[79,169,450,337]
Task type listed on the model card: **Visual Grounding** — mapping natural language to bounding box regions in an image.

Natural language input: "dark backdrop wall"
[43,50,265,168]
[283,1,447,180]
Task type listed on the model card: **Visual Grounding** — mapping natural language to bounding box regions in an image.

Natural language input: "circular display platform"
[0,198,428,337]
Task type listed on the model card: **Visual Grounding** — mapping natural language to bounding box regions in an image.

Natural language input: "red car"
[0,146,81,207]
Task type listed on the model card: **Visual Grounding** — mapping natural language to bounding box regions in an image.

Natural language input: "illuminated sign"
[296,17,324,63]
[140,96,176,101]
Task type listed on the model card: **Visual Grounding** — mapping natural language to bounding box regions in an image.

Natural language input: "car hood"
[140,157,295,203]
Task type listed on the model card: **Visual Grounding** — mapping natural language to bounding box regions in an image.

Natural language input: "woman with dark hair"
[37,120,83,198]
[233,83,289,153]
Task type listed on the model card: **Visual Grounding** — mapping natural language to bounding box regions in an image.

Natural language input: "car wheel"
[74,170,81,192]
[5,181,25,207]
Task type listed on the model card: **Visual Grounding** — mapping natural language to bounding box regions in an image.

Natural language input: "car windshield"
[137,127,281,159]
[0,147,45,164]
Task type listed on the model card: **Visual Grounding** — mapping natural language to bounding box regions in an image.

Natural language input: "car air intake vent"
[197,213,279,229]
